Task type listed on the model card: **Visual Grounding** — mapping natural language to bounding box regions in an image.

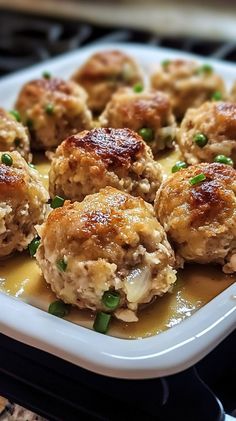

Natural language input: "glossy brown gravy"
[0,150,235,339]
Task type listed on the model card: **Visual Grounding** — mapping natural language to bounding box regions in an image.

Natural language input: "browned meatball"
[155,163,236,272]
[71,50,143,113]
[0,151,49,257]
[49,128,163,203]
[15,77,92,150]
[178,102,236,166]
[99,88,176,153]
[151,59,226,119]
[36,186,176,322]
[0,108,31,161]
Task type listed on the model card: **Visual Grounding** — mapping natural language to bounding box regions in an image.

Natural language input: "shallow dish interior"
[0,43,235,378]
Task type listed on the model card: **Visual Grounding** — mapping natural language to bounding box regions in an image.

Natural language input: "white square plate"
[0,42,236,379]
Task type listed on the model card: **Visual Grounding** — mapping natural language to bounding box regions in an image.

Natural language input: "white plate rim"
[0,42,236,379]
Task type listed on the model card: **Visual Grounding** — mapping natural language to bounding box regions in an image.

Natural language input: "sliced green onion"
[14,138,21,147]
[194,133,208,148]
[189,173,206,186]
[102,291,120,310]
[196,64,213,74]
[1,153,13,166]
[133,82,143,93]
[138,127,154,142]
[45,103,54,115]
[211,91,223,101]
[161,59,171,68]
[214,155,234,166]
[56,258,67,272]
[28,163,36,169]
[26,118,33,129]
[171,161,188,173]
[42,71,51,79]
[9,110,21,122]
[93,312,111,334]
[48,300,70,318]
[51,195,65,209]
[28,236,40,257]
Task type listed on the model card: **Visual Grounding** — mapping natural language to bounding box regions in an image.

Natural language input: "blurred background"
[0,0,236,77]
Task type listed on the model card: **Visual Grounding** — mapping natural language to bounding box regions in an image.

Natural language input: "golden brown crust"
[214,103,236,137]
[65,128,145,170]
[0,164,24,195]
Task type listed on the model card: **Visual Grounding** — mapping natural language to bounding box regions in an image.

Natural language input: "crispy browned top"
[64,128,145,169]
[77,50,137,80]
[0,164,24,197]
[158,163,236,226]
[16,77,74,101]
[44,187,157,248]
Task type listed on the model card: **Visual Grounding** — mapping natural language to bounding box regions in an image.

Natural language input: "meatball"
[151,59,226,119]
[49,128,163,204]
[155,163,236,272]
[99,88,176,153]
[178,102,236,166]
[0,108,31,161]
[0,151,49,257]
[36,186,176,322]
[71,50,143,113]
[15,77,92,150]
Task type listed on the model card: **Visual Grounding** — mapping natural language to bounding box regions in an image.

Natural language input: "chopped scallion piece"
[93,312,111,334]
[9,110,21,122]
[102,291,120,310]
[189,173,206,186]
[48,300,70,318]
[56,258,67,272]
[171,161,188,173]
[161,59,171,68]
[51,195,65,209]
[1,153,13,166]
[28,236,40,257]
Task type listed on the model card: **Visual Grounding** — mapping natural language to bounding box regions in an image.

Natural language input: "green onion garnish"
[197,64,213,74]
[42,71,51,79]
[194,133,208,148]
[56,258,67,272]
[28,163,36,169]
[214,155,234,166]
[211,91,223,101]
[48,300,70,318]
[45,103,54,115]
[28,236,40,257]
[172,161,188,173]
[133,82,143,93]
[161,59,171,68]
[93,312,111,334]
[102,291,120,310]
[51,195,65,209]
[189,173,206,186]
[1,153,13,166]
[138,127,154,142]
[9,109,21,122]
